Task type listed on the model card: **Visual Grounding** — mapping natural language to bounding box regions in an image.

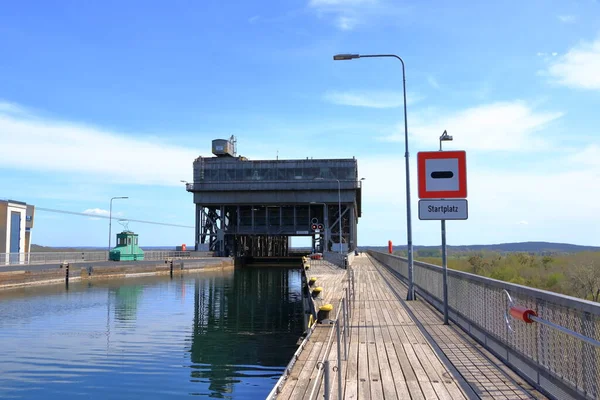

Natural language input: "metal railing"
[368,250,600,400]
[307,264,355,400]
[0,251,108,266]
[322,251,356,269]
[266,265,355,400]
[1,251,215,266]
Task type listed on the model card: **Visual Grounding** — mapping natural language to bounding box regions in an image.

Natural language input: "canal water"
[0,266,305,399]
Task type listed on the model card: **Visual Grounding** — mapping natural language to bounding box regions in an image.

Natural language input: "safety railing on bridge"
[266,263,355,400]
[368,250,600,400]
[1,251,216,266]
[0,251,109,266]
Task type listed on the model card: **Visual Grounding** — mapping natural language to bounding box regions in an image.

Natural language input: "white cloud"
[0,101,30,116]
[380,101,563,151]
[336,16,358,30]
[324,90,421,108]
[546,36,600,90]
[83,208,124,221]
[558,15,576,23]
[308,0,383,31]
[309,0,374,6]
[83,208,110,217]
[0,104,200,186]
[427,76,440,90]
[566,144,600,169]
[517,221,529,225]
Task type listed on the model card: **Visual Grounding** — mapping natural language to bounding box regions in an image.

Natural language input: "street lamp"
[439,130,453,325]
[108,196,128,252]
[333,52,416,300]
[439,130,453,150]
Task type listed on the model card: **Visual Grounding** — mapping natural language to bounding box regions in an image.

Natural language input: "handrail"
[265,320,318,400]
[368,250,600,400]
[307,297,345,400]
[0,251,216,266]
[307,265,354,400]
[267,261,354,400]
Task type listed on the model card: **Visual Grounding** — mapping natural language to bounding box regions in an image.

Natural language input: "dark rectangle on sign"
[431,171,454,179]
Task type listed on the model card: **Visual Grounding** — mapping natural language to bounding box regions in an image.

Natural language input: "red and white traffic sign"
[417,151,467,199]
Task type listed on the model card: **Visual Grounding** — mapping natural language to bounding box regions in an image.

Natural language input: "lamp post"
[439,130,453,325]
[333,53,415,300]
[108,196,128,253]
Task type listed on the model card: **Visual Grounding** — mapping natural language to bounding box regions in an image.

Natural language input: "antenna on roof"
[230,135,237,157]
[118,219,130,231]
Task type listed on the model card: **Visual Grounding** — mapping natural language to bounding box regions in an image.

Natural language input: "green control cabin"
[109,231,144,261]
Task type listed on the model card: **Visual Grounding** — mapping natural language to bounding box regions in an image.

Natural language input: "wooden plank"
[367,343,384,399]
[284,341,324,399]
[375,341,399,400]
[417,342,467,400]
[384,342,413,400]
[357,342,370,398]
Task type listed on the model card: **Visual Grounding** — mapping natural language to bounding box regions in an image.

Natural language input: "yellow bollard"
[317,304,333,322]
[311,286,323,299]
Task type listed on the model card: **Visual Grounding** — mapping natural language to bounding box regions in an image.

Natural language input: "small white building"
[0,200,35,264]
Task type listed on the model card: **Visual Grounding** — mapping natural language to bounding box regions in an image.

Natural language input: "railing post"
[336,319,343,398]
[323,360,331,400]
[345,286,351,320]
[342,299,348,359]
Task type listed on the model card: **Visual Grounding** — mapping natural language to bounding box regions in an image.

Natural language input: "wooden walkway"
[276,254,547,400]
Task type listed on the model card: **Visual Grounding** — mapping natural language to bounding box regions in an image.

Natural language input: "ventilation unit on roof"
[212,135,237,157]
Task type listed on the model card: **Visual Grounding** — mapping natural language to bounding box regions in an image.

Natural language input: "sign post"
[417,133,468,325]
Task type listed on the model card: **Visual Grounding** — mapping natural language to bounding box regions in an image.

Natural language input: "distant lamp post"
[439,130,453,150]
[333,52,416,300]
[108,196,128,252]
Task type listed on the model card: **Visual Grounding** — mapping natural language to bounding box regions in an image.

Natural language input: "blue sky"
[1,0,600,247]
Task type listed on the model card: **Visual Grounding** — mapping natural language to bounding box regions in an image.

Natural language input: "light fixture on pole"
[333,53,416,300]
[439,130,453,151]
[108,196,128,253]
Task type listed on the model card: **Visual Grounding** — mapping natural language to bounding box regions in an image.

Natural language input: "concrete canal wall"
[0,257,233,289]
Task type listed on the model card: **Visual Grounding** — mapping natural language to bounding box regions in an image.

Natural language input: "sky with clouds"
[1,0,599,247]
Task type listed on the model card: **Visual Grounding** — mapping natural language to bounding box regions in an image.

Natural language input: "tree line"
[394,249,600,302]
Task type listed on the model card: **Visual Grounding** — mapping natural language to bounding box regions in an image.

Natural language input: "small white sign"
[418,199,468,220]
[296,230,309,235]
